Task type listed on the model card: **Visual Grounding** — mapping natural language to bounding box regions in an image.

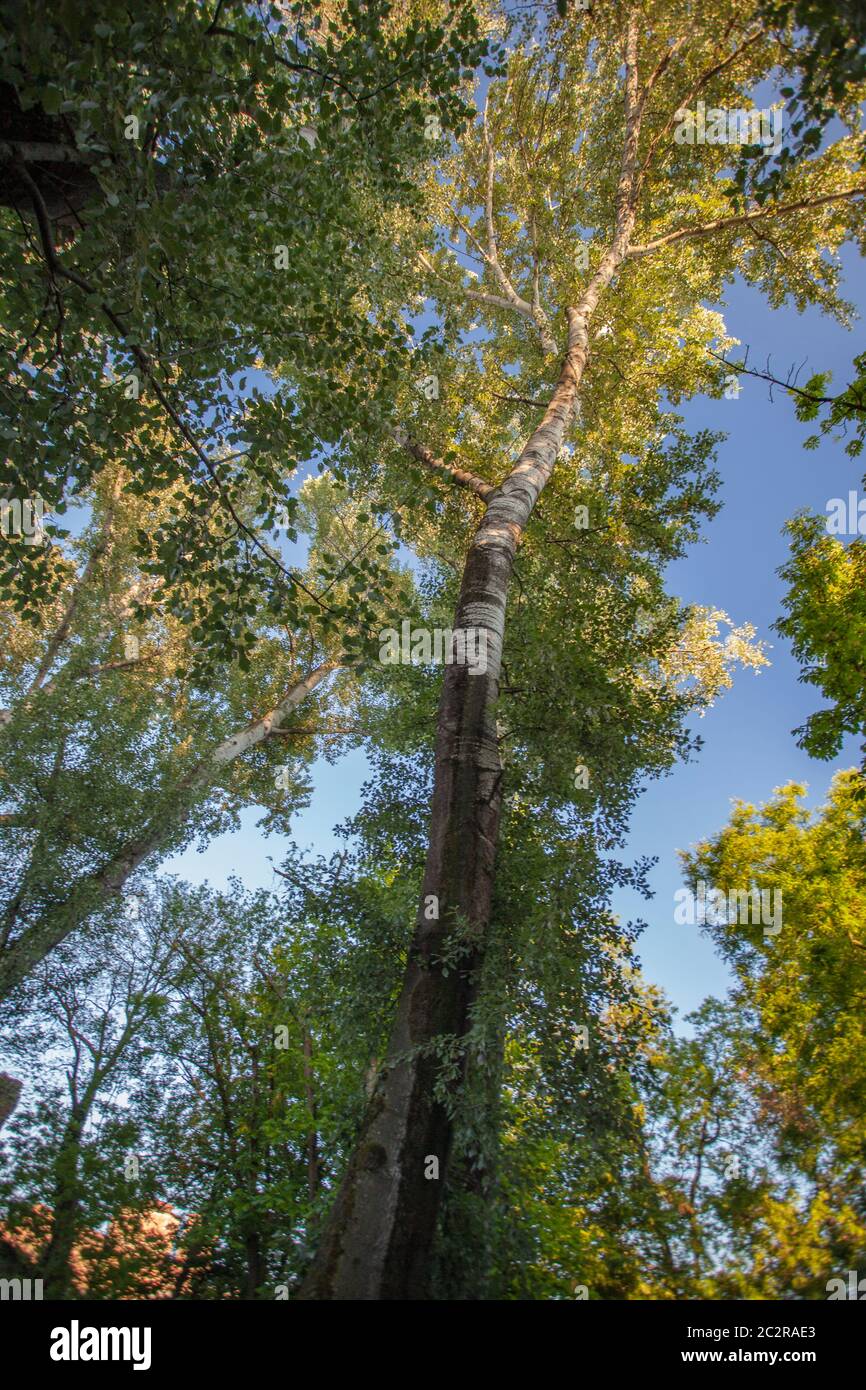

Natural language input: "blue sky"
[166,243,865,1031]
[618,244,864,1022]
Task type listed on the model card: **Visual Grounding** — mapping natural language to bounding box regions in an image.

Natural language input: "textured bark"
[399,434,495,501]
[0,82,175,225]
[432,967,508,1301]
[244,1233,266,1299]
[299,315,610,1300]
[298,355,582,1300]
[0,83,101,222]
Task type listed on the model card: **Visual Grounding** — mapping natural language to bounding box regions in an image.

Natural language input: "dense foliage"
[1,0,864,1300]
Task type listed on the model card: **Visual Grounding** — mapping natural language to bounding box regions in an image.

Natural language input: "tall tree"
[1,0,490,999]
[303,0,865,1297]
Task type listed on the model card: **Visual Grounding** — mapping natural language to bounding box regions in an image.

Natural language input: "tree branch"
[628,187,866,258]
[416,97,559,357]
[709,348,866,416]
[26,483,121,696]
[636,22,766,183]
[481,97,558,355]
[394,430,496,501]
[14,155,337,617]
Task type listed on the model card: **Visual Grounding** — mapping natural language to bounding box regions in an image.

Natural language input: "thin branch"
[417,96,559,357]
[26,482,121,696]
[0,141,88,164]
[639,35,689,109]
[709,349,866,416]
[483,97,557,353]
[490,391,548,408]
[266,724,360,737]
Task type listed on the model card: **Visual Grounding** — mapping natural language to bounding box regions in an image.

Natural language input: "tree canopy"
[1,0,865,1309]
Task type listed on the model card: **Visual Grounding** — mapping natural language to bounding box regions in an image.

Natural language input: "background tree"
[0,880,184,1297]
[659,771,866,1297]
[713,347,866,765]
[0,467,391,1001]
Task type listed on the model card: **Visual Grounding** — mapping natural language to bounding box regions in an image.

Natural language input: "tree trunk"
[432,971,508,1300]
[299,319,597,1301]
[0,1071,22,1131]
[302,1026,321,1203]
[40,1110,86,1299]
[244,1233,265,1299]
